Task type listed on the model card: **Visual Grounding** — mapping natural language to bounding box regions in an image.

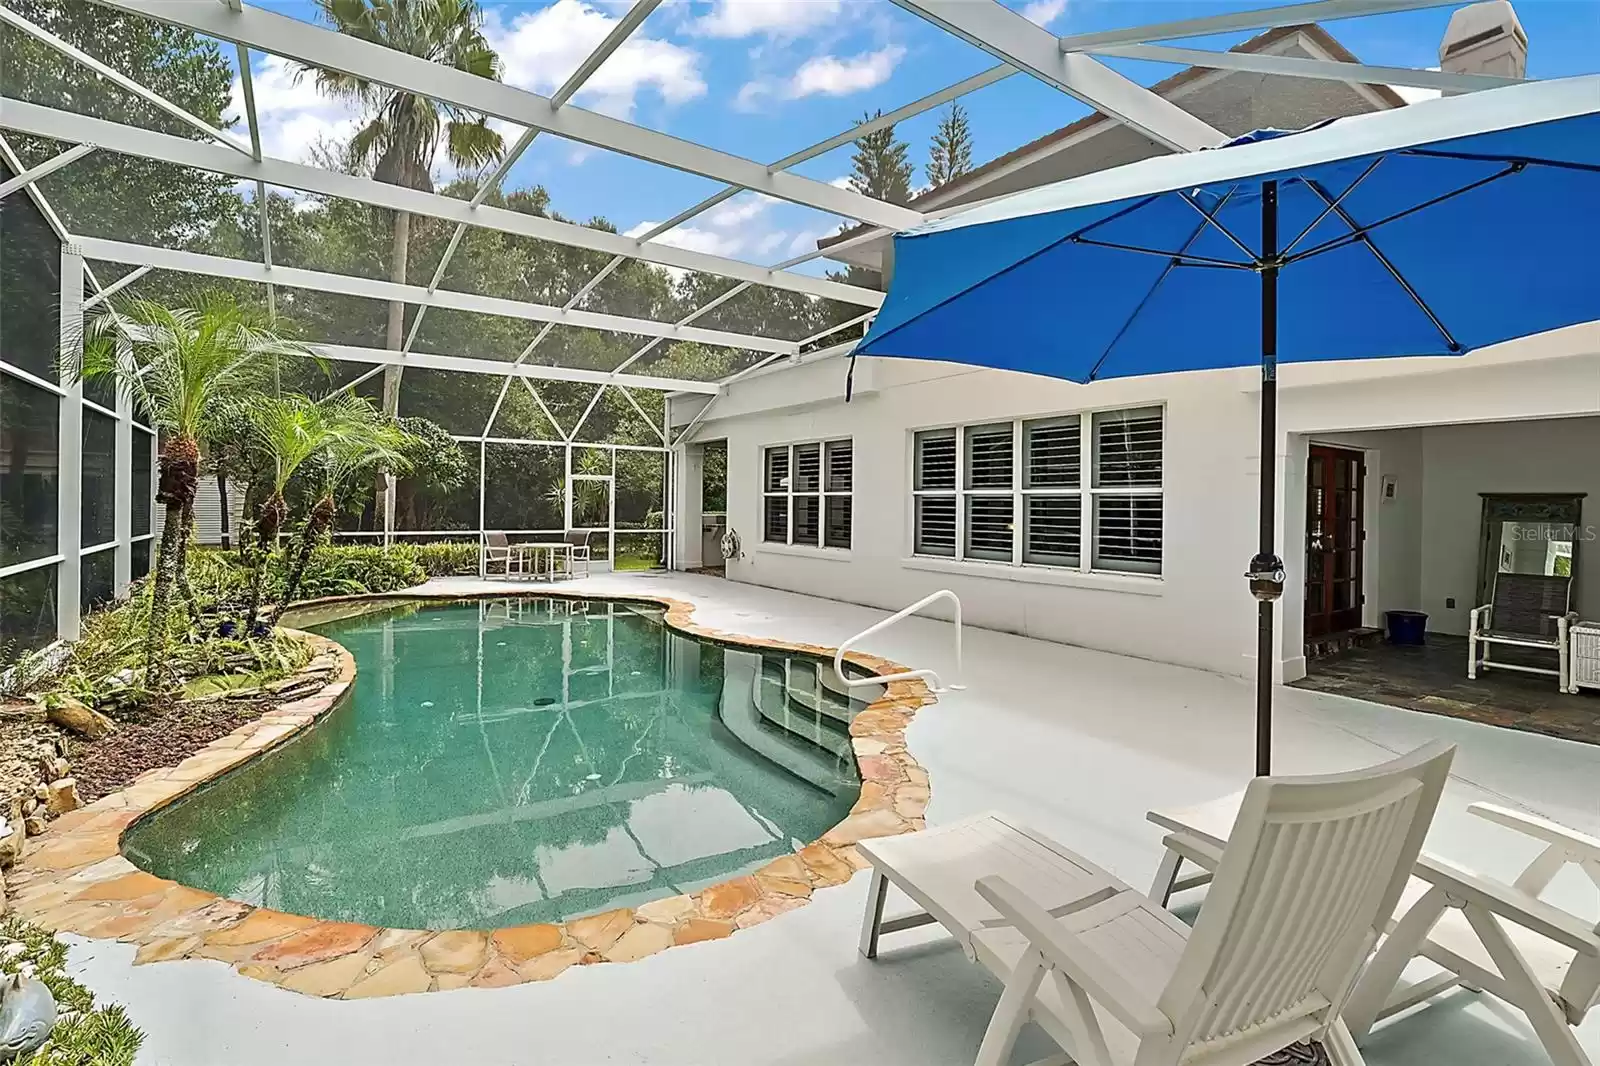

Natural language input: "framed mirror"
[1477,493,1585,610]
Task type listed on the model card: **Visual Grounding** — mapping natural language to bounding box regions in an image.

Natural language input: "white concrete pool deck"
[65,572,1599,1066]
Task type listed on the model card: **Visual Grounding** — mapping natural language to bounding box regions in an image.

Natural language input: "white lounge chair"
[859,742,1454,1066]
[1149,798,1600,1066]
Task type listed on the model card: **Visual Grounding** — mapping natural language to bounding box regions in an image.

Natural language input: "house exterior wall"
[678,325,1600,681]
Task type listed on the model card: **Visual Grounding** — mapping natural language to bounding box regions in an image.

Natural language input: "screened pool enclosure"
[0,0,1510,653]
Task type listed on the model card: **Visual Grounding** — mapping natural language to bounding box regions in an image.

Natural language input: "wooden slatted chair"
[1469,571,1578,692]
[965,742,1454,1066]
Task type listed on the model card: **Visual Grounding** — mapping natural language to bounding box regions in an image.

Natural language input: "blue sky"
[236,0,1600,277]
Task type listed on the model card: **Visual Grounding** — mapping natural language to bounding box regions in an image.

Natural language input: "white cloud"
[626,220,743,258]
[828,175,854,190]
[486,0,706,119]
[785,46,904,99]
[1020,0,1067,27]
[691,0,843,39]
[229,53,364,166]
[1389,66,1443,105]
[707,193,770,229]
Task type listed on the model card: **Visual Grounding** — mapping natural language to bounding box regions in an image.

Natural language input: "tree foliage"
[847,111,915,206]
[926,103,975,189]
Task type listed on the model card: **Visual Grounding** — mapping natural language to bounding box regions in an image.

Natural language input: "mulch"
[67,695,278,804]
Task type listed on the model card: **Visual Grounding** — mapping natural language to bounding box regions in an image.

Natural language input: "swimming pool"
[122,598,869,930]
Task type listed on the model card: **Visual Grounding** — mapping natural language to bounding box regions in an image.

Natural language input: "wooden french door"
[1304,445,1366,638]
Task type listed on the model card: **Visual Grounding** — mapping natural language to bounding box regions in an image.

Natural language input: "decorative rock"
[603,922,672,963]
[672,918,734,946]
[30,786,47,806]
[343,953,431,998]
[634,894,696,926]
[467,958,523,988]
[754,855,812,898]
[252,922,378,970]
[0,814,23,869]
[699,876,761,919]
[490,924,563,966]
[517,948,583,982]
[22,816,46,838]
[45,698,115,739]
[203,909,318,948]
[49,759,69,781]
[418,930,488,975]
[19,800,35,818]
[822,809,907,847]
[566,909,633,954]
[280,951,371,997]
[44,779,80,816]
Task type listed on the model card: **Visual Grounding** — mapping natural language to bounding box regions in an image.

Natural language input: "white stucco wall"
[676,324,1600,680]
[1418,416,1600,634]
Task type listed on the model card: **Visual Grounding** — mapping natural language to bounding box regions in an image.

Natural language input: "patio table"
[512,542,571,582]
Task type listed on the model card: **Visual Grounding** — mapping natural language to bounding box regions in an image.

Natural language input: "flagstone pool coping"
[6,591,935,999]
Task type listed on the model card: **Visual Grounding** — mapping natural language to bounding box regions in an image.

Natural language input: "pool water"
[122,599,867,930]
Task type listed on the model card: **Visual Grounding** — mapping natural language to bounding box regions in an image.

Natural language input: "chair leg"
[1343,884,1451,1041]
[859,869,889,960]
[975,950,1048,1066]
[1322,1019,1369,1066]
[1149,848,1183,908]
[1461,904,1592,1066]
[1466,632,1477,680]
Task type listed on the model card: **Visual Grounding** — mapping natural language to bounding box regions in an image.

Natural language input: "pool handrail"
[834,590,965,695]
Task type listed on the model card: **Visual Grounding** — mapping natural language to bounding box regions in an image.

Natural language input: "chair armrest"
[1162,831,1225,872]
[1468,803,1600,862]
[974,876,1173,1038]
[1469,604,1492,627]
[1415,855,1600,957]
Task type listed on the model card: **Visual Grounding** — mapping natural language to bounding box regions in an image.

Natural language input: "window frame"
[910,405,1164,578]
[761,437,853,552]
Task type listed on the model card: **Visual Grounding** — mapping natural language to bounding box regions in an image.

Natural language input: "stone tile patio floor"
[1296,632,1600,746]
[49,573,1600,1066]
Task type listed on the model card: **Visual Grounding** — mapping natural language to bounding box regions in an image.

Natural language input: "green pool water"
[122,598,866,930]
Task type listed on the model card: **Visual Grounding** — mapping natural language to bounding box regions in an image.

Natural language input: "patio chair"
[1469,571,1577,692]
[559,530,591,580]
[858,742,1454,1066]
[481,531,518,579]
[1149,798,1600,1066]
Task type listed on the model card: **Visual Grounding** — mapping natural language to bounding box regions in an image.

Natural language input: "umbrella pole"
[1254,180,1282,778]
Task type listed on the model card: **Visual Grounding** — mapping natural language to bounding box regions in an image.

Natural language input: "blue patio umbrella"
[853,76,1600,774]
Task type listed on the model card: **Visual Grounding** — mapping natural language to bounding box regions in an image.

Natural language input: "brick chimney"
[1439,1,1528,92]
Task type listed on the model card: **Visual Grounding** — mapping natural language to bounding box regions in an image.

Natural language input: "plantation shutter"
[763,446,789,543]
[824,441,852,549]
[964,423,1013,489]
[792,443,821,545]
[1093,408,1163,573]
[1022,417,1081,566]
[913,430,957,557]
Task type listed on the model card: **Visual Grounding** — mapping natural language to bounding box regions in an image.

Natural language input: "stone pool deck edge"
[5,592,935,1000]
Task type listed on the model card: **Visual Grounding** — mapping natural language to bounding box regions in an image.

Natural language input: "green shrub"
[1,915,143,1066]
[407,541,480,577]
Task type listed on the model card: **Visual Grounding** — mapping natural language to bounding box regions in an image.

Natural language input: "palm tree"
[307,0,505,420]
[270,399,413,624]
[240,395,338,631]
[78,295,308,674]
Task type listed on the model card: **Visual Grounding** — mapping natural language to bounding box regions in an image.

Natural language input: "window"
[912,406,1162,576]
[762,439,852,549]
[1,372,60,567]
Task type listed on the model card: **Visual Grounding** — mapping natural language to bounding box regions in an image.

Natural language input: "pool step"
[720,651,857,795]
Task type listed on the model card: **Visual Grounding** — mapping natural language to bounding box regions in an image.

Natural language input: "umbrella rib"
[1297,175,1462,353]
[1282,156,1385,255]
[1069,236,1252,269]
[1176,190,1260,262]
[1086,192,1235,381]
[1402,148,1600,175]
[1283,163,1523,265]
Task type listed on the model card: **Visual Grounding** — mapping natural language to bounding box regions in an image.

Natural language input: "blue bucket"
[1385,610,1428,646]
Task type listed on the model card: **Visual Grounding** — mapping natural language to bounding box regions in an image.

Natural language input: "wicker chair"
[1468,571,1577,692]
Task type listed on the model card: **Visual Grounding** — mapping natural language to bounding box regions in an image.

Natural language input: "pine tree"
[926,103,974,188]
[848,111,915,205]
